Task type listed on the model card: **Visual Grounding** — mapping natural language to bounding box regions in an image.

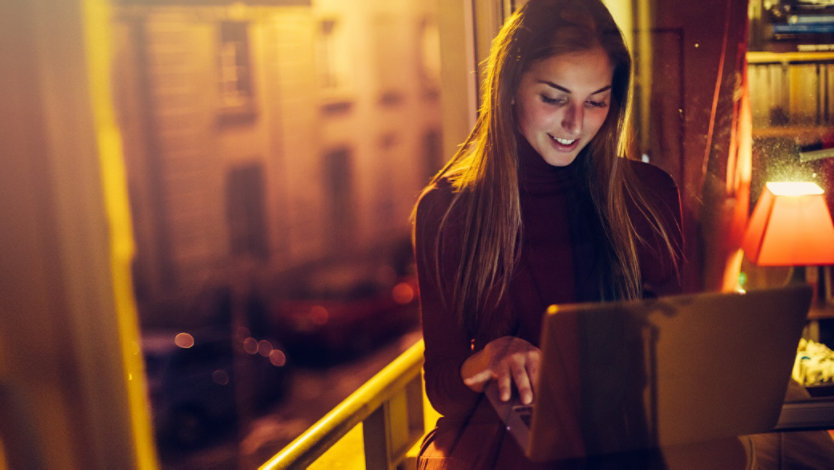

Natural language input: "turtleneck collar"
[517,135,580,194]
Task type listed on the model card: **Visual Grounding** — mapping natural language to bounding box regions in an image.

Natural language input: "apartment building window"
[322,148,355,247]
[316,18,352,97]
[226,163,268,260]
[418,16,441,95]
[218,21,256,122]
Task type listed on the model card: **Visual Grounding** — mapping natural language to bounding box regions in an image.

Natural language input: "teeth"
[550,135,576,145]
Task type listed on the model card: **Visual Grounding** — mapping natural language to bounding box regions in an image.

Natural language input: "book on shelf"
[789,14,834,24]
[774,23,834,34]
[797,43,834,51]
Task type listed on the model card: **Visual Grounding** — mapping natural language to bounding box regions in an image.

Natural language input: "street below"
[158,328,423,469]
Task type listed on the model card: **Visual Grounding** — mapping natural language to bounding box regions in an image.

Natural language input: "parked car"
[267,256,420,364]
[142,326,290,449]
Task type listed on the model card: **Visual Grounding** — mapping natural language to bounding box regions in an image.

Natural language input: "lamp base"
[790,265,808,285]
[789,265,829,313]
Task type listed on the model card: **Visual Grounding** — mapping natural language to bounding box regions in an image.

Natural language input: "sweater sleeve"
[413,184,482,418]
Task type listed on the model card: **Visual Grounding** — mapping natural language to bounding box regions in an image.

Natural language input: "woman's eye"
[586,100,608,108]
[541,95,565,105]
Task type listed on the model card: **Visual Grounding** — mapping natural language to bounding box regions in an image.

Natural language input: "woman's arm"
[415,184,545,414]
[414,185,483,417]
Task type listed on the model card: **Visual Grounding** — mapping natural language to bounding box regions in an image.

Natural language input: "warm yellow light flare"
[765,181,824,197]
[82,0,157,466]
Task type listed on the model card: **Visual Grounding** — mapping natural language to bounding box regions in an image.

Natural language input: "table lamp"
[742,182,834,284]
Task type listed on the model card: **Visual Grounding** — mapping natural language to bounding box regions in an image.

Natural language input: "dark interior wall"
[648,0,751,292]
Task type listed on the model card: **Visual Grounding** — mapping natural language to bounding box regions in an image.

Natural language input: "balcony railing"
[260,339,433,470]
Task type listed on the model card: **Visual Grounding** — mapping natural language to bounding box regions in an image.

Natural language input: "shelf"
[748,50,834,64]
[751,126,832,146]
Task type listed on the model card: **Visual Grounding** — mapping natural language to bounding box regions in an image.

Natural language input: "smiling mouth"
[549,134,577,146]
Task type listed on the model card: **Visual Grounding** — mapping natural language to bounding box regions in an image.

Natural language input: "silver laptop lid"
[518,285,811,461]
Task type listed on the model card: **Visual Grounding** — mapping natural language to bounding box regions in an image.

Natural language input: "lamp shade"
[742,182,834,266]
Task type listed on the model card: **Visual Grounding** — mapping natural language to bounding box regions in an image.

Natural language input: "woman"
[412,0,682,468]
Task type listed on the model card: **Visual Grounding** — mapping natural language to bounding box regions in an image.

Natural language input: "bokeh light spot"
[258,339,273,357]
[174,332,195,349]
[392,282,415,304]
[269,349,287,367]
[212,369,230,386]
[243,336,259,355]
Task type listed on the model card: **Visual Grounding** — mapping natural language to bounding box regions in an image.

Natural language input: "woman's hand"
[460,336,542,405]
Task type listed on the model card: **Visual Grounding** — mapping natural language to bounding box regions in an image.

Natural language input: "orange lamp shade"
[742,182,834,266]
[742,183,834,266]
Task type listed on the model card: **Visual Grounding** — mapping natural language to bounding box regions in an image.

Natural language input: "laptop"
[486,284,812,462]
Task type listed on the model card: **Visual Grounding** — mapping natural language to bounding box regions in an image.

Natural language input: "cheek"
[517,103,537,134]
[586,108,610,136]
[520,103,556,131]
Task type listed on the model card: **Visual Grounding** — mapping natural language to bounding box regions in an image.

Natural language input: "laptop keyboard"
[513,405,533,427]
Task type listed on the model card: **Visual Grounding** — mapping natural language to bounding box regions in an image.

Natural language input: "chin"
[542,153,577,167]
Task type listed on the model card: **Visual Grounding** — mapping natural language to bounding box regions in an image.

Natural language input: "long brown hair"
[417,0,680,336]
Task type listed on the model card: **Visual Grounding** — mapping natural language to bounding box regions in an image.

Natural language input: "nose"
[561,103,583,136]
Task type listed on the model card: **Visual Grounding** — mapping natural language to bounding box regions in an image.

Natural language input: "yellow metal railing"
[260,339,428,470]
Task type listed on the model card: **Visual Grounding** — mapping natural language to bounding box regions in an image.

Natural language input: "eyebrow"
[538,80,612,95]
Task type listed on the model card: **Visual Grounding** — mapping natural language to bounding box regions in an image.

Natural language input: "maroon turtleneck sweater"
[413,141,683,467]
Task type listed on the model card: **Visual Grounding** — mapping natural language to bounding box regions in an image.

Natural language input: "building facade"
[112,0,442,322]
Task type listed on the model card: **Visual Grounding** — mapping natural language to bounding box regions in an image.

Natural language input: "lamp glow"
[765,181,824,197]
[742,181,834,266]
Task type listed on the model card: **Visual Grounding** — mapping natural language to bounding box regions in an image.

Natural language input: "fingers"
[527,350,541,394]
[497,361,513,402]
[463,336,542,402]
[497,350,539,403]
[523,348,541,404]
[462,369,494,390]
[511,358,533,404]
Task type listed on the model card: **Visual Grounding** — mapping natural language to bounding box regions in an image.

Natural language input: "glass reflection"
[116,0,440,466]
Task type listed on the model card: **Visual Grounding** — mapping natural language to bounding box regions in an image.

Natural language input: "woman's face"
[514,46,614,167]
